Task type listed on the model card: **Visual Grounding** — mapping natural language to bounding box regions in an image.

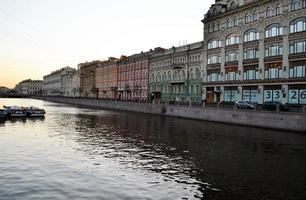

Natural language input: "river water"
[0,98,306,200]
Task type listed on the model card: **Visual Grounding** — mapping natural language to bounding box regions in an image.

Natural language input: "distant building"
[0,86,9,95]
[43,67,76,96]
[62,69,80,97]
[96,57,119,100]
[117,48,164,101]
[79,61,101,98]
[15,79,43,96]
[202,0,306,105]
[149,42,204,103]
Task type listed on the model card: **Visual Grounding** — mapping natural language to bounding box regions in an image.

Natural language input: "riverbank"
[34,96,306,133]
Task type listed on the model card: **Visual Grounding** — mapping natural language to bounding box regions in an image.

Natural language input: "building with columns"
[15,79,43,96]
[149,42,204,103]
[202,0,306,105]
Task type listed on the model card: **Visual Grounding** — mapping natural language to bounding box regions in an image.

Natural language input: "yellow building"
[96,57,119,99]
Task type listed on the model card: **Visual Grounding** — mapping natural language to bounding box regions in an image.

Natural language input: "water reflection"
[1,98,306,200]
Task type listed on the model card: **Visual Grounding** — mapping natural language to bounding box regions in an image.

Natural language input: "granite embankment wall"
[35,97,306,133]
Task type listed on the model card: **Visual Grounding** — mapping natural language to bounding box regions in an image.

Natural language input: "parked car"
[235,101,255,109]
[263,101,290,112]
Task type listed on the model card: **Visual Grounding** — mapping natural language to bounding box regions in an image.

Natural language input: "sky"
[0,0,214,88]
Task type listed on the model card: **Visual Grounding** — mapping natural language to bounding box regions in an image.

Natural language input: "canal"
[0,98,306,200]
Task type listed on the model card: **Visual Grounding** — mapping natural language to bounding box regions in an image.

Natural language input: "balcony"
[170,80,185,85]
[171,63,185,69]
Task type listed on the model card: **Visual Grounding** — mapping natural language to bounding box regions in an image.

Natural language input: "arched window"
[195,68,201,80]
[150,74,155,82]
[189,69,194,80]
[167,71,172,81]
[290,17,306,33]
[253,10,259,21]
[174,71,178,80]
[245,13,252,23]
[156,72,161,82]
[227,18,232,28]
[226,34,240,46]
[207,38,221,49]
[266,7,273,18]
[181,70,186,80]
[291,0,298,11]
[244,28,259,42]
[234,16,239,26]
[265,23,283,38]
[276,4,282,15]
[163,72,167,81]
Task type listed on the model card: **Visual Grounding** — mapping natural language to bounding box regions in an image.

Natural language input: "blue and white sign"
[300,90,306,104]
[273,90,282,102]
[264,90,273,102]
[288,90,299,104]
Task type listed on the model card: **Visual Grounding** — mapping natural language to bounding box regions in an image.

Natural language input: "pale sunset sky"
[0,0,214,88]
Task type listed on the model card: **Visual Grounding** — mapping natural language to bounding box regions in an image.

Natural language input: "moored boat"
[23,106,46,117]
[3,105,27,117]
[0,109,7,118]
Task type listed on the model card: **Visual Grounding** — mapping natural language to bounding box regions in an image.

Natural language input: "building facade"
[96,57,119,99]
[117,49,161,101]
[43,67,76,96]
[62,69,80,97]
[79,61,101,98]
[202,0,306,105]
[149,42,204,103]
[15,79,43,95]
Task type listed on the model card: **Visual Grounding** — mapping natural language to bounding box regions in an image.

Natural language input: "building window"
[207,73,221,82]
[303,0,306,8]
[225,52,238,62]
[208,55,221,64]
[290,17,306,33]
[253,10,259,21]
[291,0,298,11]
[244,48,259,59]
[289,65,306,78]
[207,39,222,49]
[234,16,239,27]
[227,18,233,28]
[244,28,259,42]
[266,7,273,18]
[265,68,282,79]
[290,39,306,54]
[276,4,282,15]
[243,69,259,80]
[245,13,252,23]
[225,72,239,81]
[226,34,239,46]
[265,43,283,57]
[265,23,283,38]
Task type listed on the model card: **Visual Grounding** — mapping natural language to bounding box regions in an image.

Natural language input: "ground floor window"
[243,89,258,103]
[288,89,306,104]
[264,89,282,102]
[224,90,239,102]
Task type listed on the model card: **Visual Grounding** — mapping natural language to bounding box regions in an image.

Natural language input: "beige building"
[79,61,101,98]
[15,79,43,96]
[62,69,80,97]
[202,0,306,105]
[43,67,76,96]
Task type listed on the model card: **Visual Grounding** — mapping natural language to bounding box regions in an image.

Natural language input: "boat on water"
[23,106,46,117]
[3,106,27,117]
[0,109,7,118]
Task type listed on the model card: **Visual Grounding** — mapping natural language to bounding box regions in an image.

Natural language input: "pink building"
[117,48,164,101]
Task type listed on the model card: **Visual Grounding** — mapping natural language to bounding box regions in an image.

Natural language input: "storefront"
[242,86,258,103]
